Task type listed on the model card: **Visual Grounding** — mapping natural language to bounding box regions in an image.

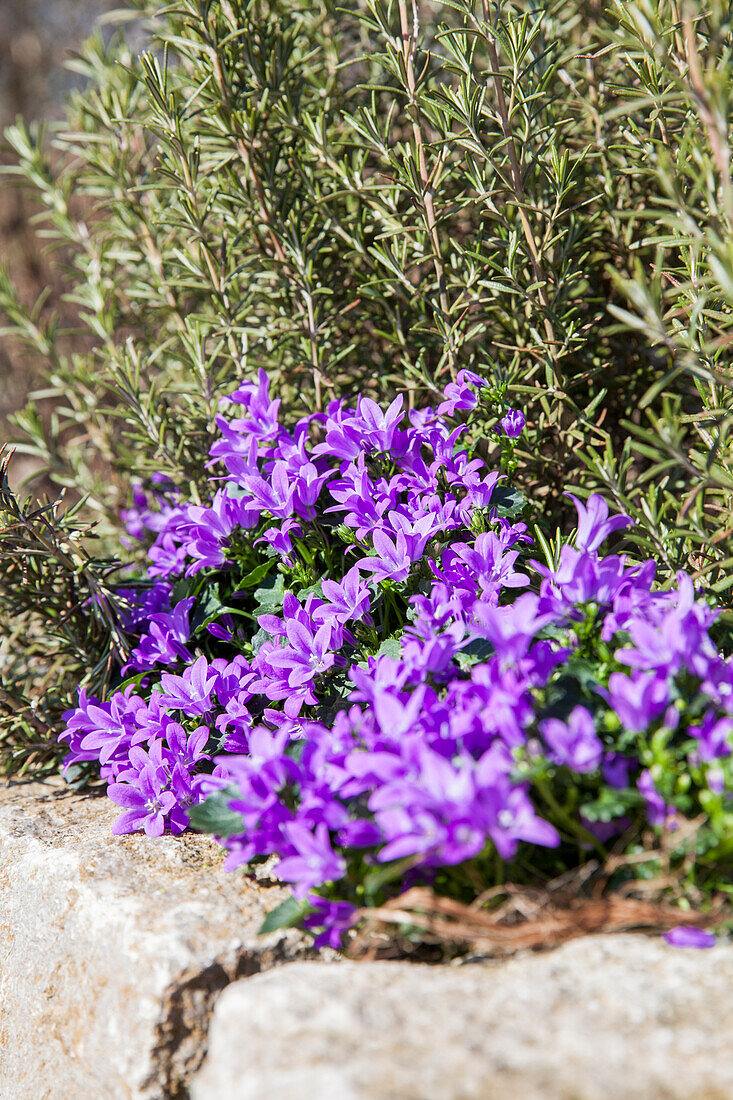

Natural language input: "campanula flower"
[539,707,603,773]
[60,369,732,946]
[566,492,632,553]
[664,926,716,948]
[497,408,525,437]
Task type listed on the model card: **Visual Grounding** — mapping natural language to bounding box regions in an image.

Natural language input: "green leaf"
[114,669,152,694]
[235,559,273,591]
[563,657,605,694]
[580,788,639,822]
[358,633,402,666]
[254,573,286,612]
[250,625,271,654]
[363,855,417,900]
[170,577,194,605]
[375,635,402,659]
[297,581,324,602]
[455,637,493,670]
[190,585,223,633]
[188,786,245,837]
[491,485,526,519]
[258,895,314,935]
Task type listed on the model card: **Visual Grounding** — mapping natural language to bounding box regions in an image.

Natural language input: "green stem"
[535,779,607,859]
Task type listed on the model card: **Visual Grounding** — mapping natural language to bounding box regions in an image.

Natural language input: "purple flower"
[207,619,234,642]
[444,531,528,595]
[292,462,333,518]
[257,518,301,561]
[367,684,425,737]
[486,780,561,859]
[437,370,489,417]
[108,766,178,837]
[497,408,525,438]
[602,752,631,790]
[312,567,373,626]
[147,535,189,578]
[242,461,295,520]
[76,689,146,767]
[566,492,633,553]
[270,620,342,686]
[688,714,733,762]
[663,926,716,948]
[539,707,603,773]
[61,367,733,941]
[165,722,210,768]
[182,490,258,572]
[474,594,551,664]
[357,394,405,451]
[638,769,674,828]
[276,821,347,897]
[615,583,717,679]
[533,546,628,613]
[358,527,430,583]
[221,368,281,440]
[117,581,172,628]
[603,671,669,733]
[302,896,357,949]
[125,597,195,672]
[158,655,217,716]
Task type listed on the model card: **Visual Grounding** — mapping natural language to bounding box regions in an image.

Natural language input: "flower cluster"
[60,371,733,943]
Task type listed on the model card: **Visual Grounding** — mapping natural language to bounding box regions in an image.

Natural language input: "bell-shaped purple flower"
[539,706,603,773]
[566,492,632,553]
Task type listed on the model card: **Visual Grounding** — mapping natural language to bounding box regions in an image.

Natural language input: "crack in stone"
[147,939,322,1099]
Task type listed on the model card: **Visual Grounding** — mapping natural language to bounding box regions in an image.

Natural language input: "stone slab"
[192,936,733,1100]
[0,779,308,1100]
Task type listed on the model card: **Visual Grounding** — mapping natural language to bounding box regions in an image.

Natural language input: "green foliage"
[258,896,314,934]
[0,447,127,777]
[2,0,733,775]
[188,785,246,835]
[570,1,733,593]
[0,3,673,499]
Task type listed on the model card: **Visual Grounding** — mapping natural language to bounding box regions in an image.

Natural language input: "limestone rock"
[0,779,307,1100]
[192,936,733,1100]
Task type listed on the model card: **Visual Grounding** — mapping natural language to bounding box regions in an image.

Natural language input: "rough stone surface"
[192,937,733,1100]
[0,779,309,1100]
[5,782,733,1100]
